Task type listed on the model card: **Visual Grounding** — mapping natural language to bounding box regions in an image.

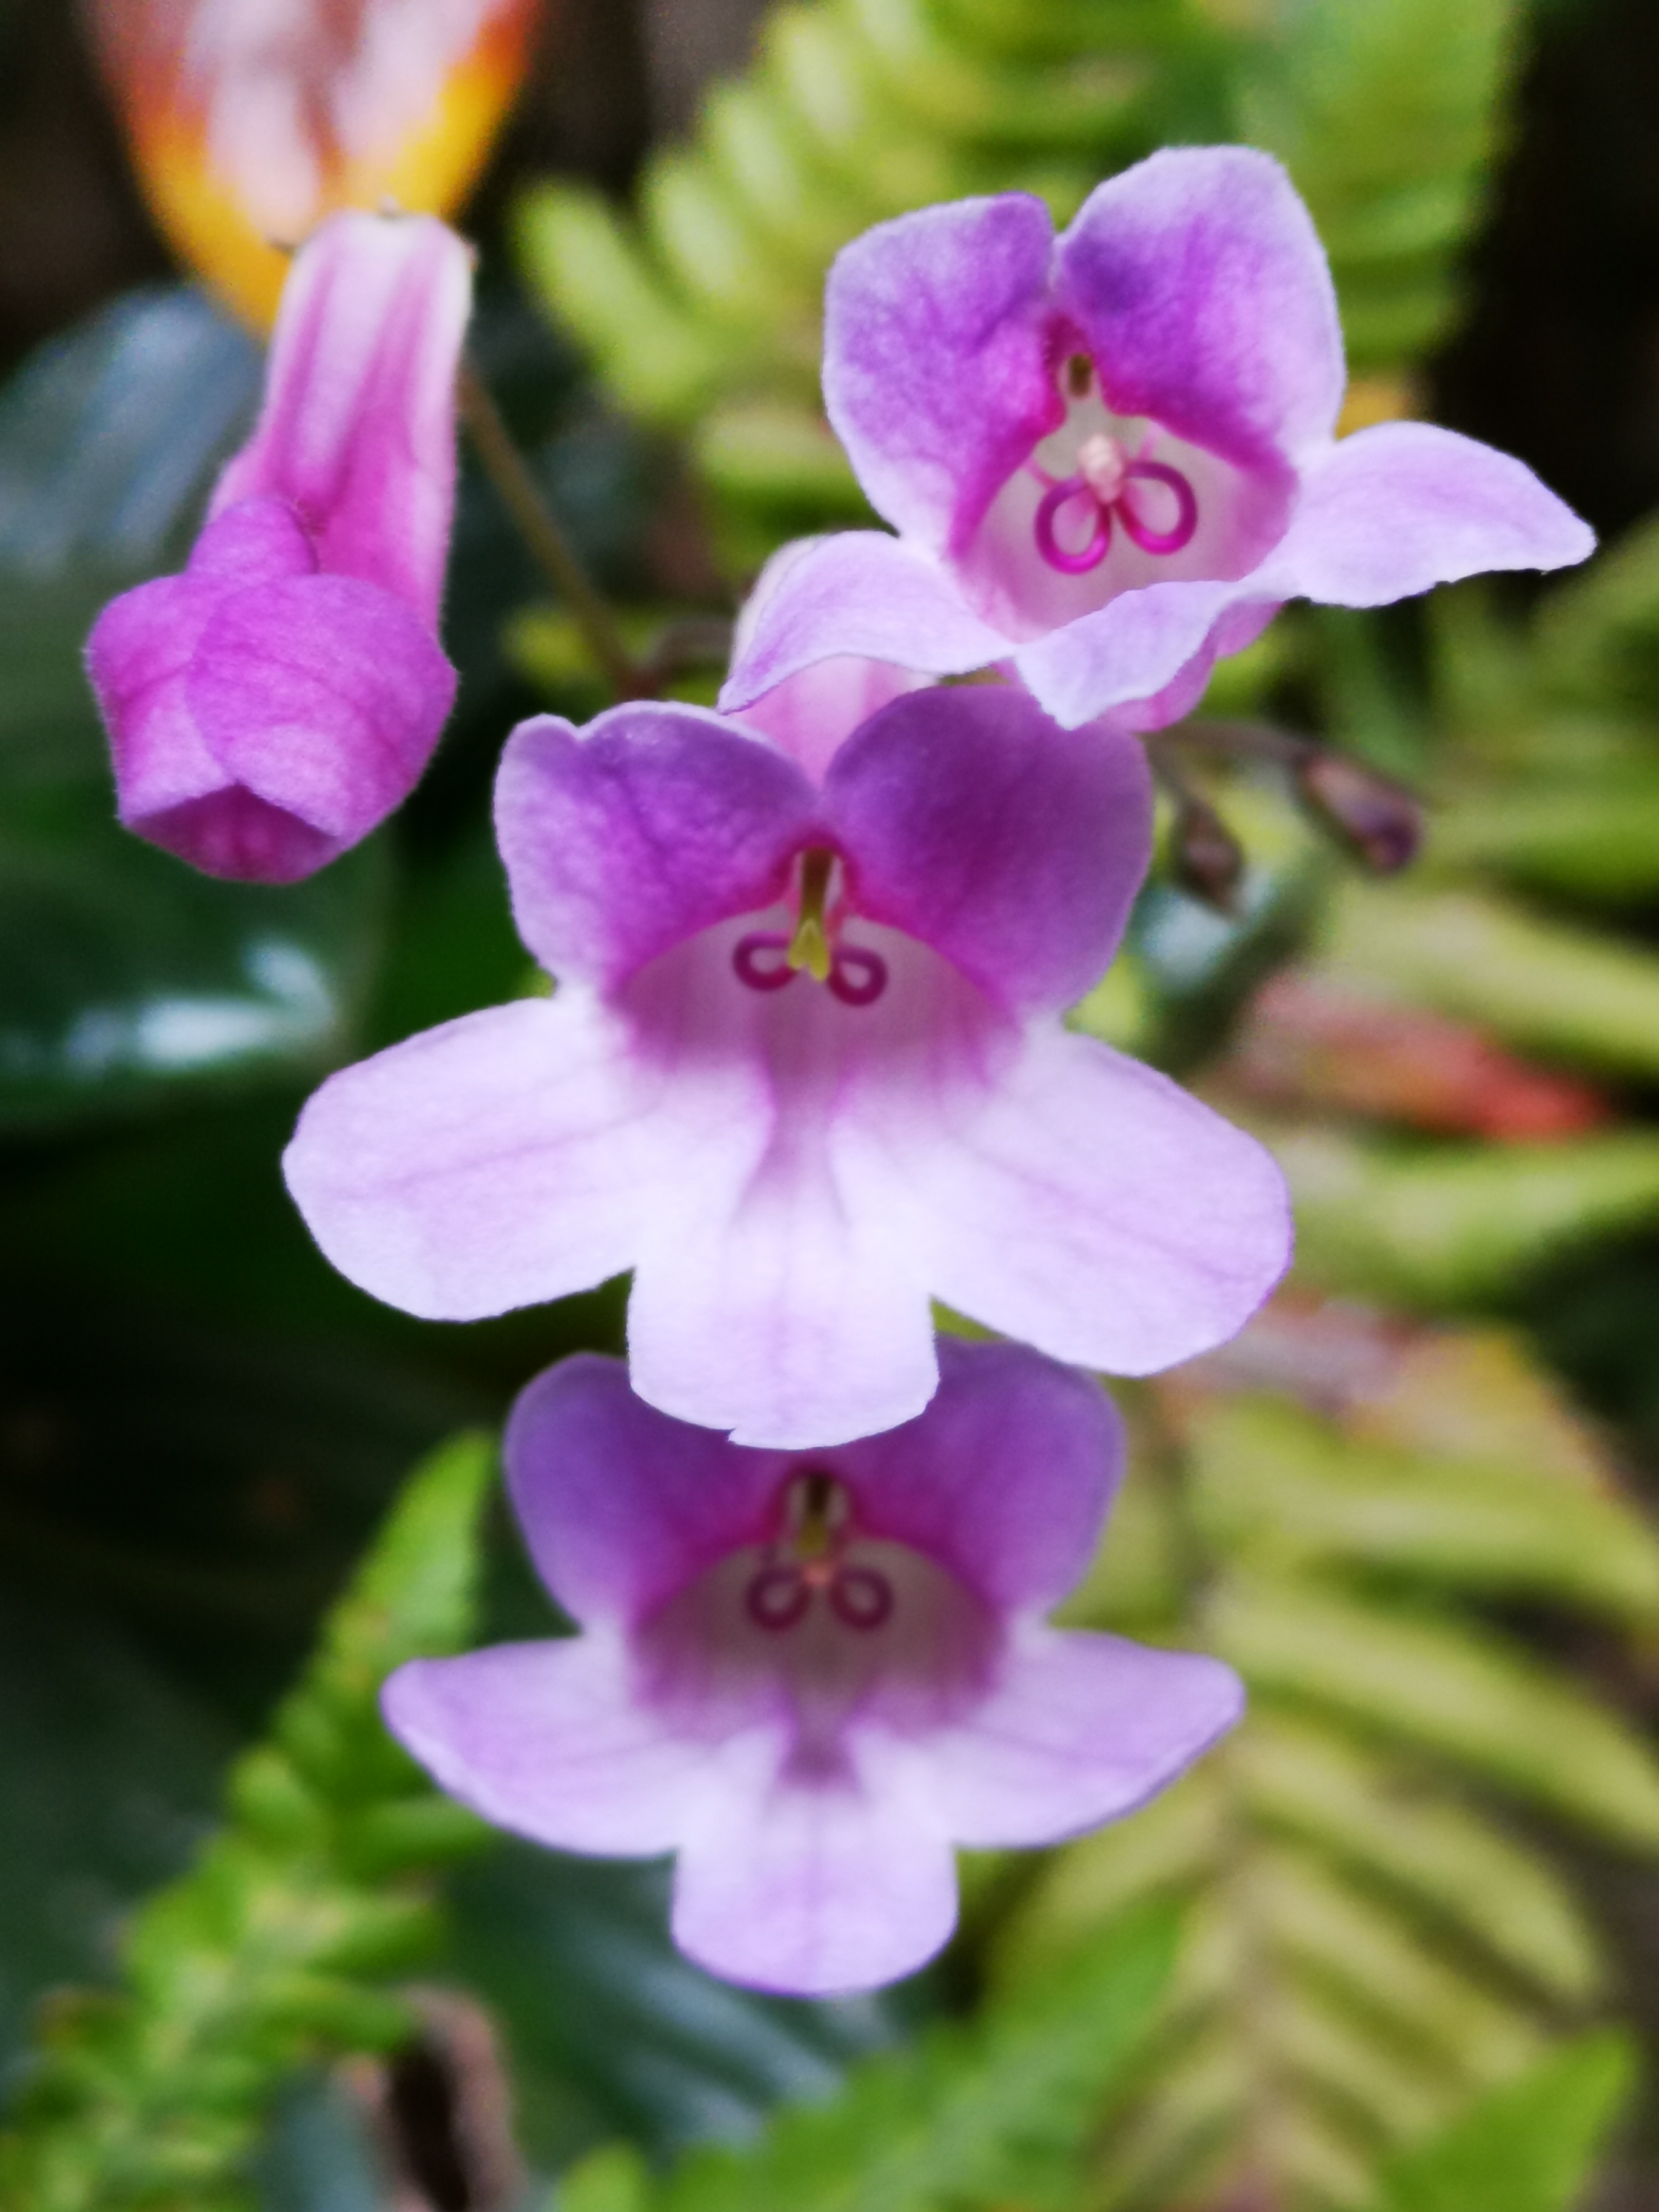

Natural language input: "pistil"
[731,847,890,1006]
[786,848,834,982]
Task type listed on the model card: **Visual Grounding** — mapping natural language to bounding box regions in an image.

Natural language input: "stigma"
[786,849,834,982]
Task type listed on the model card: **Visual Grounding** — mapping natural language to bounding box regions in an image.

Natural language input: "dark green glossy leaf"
[0,1272,491,1722]
[0,1590,230,2084]
[0,287,258,579]
[443,1843,923,2173]
[255,2078,386,2212]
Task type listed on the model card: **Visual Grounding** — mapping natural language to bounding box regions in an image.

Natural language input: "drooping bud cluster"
[82,144,1592,1995]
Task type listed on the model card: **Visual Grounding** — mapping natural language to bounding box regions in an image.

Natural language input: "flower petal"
[1264,420,1596,605]
[495,707,817,990]
[87,569,238,824]
[131,788,346,882]
[823,193,1061,553]
[187,494,320,586]
[87,497,321,825]
[87,500,367,879]
[734,659,934,783]
[835,1339,1121,1613]
[926,1626,1243,1847]
[505,1355,789,1629]
[671,1737,959,1994]
[626,1136,941,1450]
[725,540,931,782]
[1056,147,1344,468]
[210,210,472,623]
[1013,577,1276,730]
[283,994,652,1320]
[718,533,1010,716]
[920,1029,1292,1374]
[825,685,1152,1013]
[384,1638,708,1855]
[188,572,457,842]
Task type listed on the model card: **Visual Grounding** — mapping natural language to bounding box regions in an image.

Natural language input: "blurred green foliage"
[1369,2031,1635,2212]
[558,1903,1179,2212]
[517,0,1526,567]
[0,1432,495,2209]
[980,1321,1651,2208]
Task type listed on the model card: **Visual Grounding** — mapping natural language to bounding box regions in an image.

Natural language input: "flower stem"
[456,359,645,699]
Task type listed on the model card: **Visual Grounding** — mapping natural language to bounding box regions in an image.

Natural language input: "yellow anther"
[786,849,836,984]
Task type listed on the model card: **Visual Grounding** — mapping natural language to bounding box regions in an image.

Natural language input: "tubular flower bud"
[90,0,538,327]
[384,1344,1244,1995]
[86,209,470,882]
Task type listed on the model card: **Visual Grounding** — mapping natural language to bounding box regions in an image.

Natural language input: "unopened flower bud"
[90,0,540,326]
[1296,749,1423,873]
[87,210,471,881]
[1171,791,1246,912]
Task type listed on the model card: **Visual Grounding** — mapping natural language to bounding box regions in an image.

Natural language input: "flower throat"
[1029,354,1198,575]
[732,847,888,1007]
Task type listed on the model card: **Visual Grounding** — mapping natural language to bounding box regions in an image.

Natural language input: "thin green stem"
[456,358,645,699]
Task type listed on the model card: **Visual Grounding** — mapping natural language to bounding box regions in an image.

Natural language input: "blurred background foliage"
[8,0,1659,2205]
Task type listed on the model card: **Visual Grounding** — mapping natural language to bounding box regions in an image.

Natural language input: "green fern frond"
[990,1327,1654,2211]
[1275,1125,1659,1308]
[1238,0,1525,369]
[1316,883,1659,1081]
[1241,1717,1601,2003]
[0,1433,497,2212]
[1369,2031,1635,2212]
[515,0,1523,571]
[1189,1394,1659,1620]
[560,1902,1178,2212]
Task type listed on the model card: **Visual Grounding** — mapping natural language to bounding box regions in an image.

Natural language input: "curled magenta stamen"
[829,1565,894,1632]
[733,931,797,993]
[1034,475,1112,575]
[1118,460,1199,555]
[827,943,888,1007]
[746,1564,811,1631]
[1032,457,1199,574]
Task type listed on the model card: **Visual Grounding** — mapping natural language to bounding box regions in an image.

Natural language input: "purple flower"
[283,682,1290,1447]
[85,209,469,882]
[384,1342,1243,1994]
[720,147,1594,734]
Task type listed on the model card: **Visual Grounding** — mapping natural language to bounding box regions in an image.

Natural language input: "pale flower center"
[1027,355,1199,577]
[635,1469,997,1757]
